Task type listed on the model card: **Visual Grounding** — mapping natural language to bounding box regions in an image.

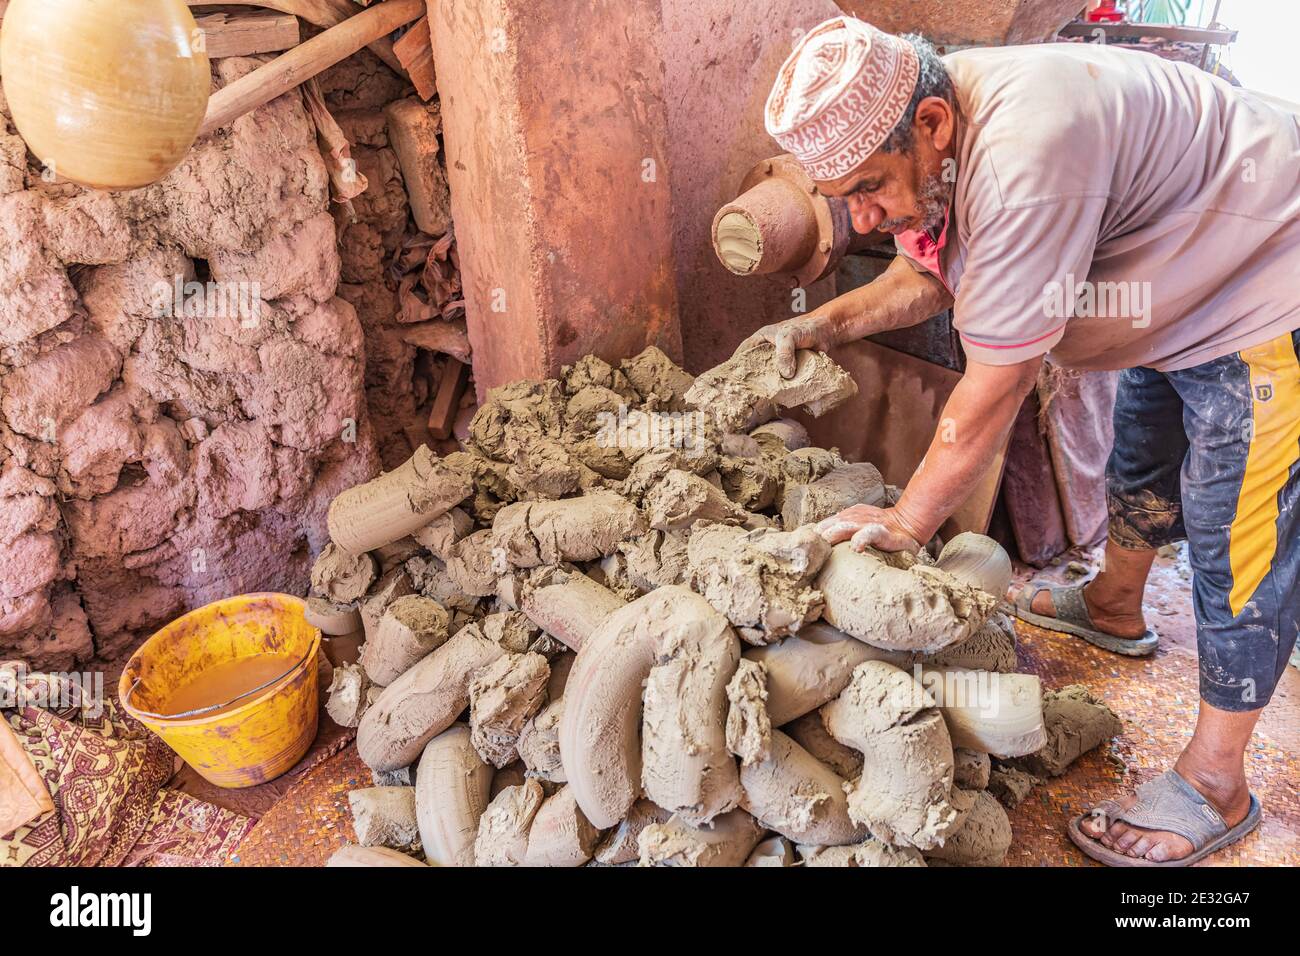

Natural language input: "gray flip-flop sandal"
[1068,769,1262,867]
[1014,582,1158,657]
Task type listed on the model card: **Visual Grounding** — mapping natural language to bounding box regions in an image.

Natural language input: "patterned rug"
[1,666,253,868]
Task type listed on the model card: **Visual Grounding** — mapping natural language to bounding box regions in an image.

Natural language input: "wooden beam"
[384,96,451,236]
[190,0,406,76]
[199,0,424,136]
[195,11,300,59]
[392,15,436,101]
[429,358,470,440]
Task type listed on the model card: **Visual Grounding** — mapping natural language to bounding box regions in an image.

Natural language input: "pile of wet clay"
[311,342,1122,868]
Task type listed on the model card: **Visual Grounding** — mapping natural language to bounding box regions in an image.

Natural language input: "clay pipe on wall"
[198,0,423,136]
[713,172,820,277]
[711,154,885,288]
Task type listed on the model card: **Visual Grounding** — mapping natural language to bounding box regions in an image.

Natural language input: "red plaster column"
[429,0,682,397]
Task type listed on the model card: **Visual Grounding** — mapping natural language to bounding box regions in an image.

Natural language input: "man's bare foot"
[1028,580,1149,641]
[1077,756,1252,862]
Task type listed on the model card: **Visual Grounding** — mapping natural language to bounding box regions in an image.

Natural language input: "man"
[754,17,1299,865]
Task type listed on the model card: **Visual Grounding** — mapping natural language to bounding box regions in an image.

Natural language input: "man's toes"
[1080,813,1107,838]
[1127,835,1155,858]
[1144,835,1193,863]
[1145,841,1174,863]
[1114,828,1144,853]
[1100,821,1129,847]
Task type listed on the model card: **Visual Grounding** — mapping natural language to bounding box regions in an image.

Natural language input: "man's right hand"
[740,255,953,379]
[742,310,839,379]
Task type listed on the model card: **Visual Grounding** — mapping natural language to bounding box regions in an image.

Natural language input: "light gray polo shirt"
[898,43,1300,372]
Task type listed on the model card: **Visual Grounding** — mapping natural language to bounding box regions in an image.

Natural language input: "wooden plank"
[192,0,406,76]
[384,97,450,236]
[199,0,424,136]
[195,11,300,59]
[428,358,470,440]
[393,15,436,101]
[794,339,1010,541]
[402,421,435,456]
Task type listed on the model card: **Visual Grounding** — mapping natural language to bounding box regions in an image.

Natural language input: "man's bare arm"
[750,255,954,376]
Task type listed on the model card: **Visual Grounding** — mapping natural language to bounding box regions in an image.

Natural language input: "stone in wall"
[0,57,385,667]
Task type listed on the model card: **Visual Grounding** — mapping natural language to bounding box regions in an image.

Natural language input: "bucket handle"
[123,645,316,721]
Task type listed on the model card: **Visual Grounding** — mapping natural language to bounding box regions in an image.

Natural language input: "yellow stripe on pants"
[1229,333,1300,616]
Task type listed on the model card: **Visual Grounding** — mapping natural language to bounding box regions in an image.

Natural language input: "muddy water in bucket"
[159,653,303,718]
[119,593,321,788]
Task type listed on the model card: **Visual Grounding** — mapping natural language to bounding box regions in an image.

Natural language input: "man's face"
[813,97,956,236]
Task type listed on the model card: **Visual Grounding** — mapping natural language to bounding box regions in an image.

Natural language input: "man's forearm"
[825,255,953,345]
[892,360,1039,543]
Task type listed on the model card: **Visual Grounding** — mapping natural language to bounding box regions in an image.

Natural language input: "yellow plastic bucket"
[119,593,321,788]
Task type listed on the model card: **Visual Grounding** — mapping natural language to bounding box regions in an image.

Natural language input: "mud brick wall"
[0,49,442,667]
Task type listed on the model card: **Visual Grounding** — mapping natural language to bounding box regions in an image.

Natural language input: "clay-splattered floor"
[1003,544,1299,866]
[227,545,1300,867]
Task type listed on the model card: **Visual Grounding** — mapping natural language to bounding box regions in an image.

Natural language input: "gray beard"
[916,171,952,234]
[877,171,952,234]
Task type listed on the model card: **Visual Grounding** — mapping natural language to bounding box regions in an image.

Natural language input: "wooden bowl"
[1,0,210,190]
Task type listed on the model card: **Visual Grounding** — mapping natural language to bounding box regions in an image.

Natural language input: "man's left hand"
[815,504,922,554]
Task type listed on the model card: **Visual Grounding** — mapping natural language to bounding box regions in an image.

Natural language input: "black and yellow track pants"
[1106,330,1300,711]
